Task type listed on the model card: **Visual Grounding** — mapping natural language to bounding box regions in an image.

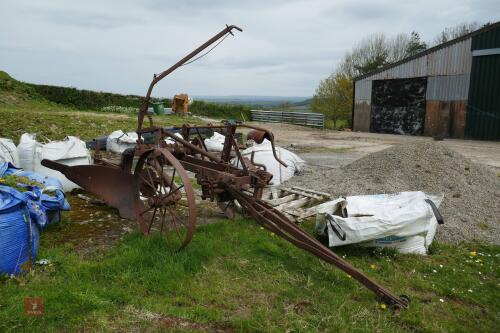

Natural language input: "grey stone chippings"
[284,141,500,244]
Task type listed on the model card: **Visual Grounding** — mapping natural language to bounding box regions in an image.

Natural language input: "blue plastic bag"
[0,185,42,275]
[0,162,70,225]
[0,161,72,275]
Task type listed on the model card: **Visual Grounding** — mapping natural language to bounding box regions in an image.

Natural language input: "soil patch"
[49,192,228,255]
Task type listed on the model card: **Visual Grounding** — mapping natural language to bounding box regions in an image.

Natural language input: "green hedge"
[27,83,147,110]
[26,83,250,120]
[1,70,251,120]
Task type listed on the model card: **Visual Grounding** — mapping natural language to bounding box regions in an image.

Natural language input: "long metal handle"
[137,25,243,133]
[228,186,409,309]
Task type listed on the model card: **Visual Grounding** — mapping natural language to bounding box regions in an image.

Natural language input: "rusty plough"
[42,25,409,309]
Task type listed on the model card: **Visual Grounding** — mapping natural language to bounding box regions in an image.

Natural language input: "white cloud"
[0,0,498,97]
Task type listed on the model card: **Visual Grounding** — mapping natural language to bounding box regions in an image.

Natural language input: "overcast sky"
[1,0,498,97]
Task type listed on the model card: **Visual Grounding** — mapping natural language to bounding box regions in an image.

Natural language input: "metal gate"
[250,110,324,128]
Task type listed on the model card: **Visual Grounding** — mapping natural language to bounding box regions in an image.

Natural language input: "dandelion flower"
[370,264,376,269]
[379,303,387,310]
[470,251,477,257]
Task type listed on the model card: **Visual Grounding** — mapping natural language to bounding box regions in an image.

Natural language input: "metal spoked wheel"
[134,148,197,250]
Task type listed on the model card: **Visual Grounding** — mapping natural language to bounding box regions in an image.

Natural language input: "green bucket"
[151,102,165,115]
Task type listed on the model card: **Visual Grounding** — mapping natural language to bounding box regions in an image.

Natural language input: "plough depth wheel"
[134,148,197,250]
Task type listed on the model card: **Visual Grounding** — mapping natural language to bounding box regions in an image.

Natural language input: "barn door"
[371,78,427,135]
[465,53,500,140]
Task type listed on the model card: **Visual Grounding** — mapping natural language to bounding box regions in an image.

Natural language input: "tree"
[405,31,427,57]
[433,22,481,45]
[351,33,389,75]
[387,33,411,62]
[311,73,353,129]
[337,53,357,78]
[337,32,426,78]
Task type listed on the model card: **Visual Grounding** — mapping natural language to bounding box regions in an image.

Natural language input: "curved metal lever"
[240,124,288,168]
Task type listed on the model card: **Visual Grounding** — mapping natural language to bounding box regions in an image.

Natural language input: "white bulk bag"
[106,130,138,154]
[165,132,183,145]
[0,138,20,166]
[204,132,226,152]
[17,133,91,192]
[360,235,428,255]
[317,191,443,255]
[233,139,305,186]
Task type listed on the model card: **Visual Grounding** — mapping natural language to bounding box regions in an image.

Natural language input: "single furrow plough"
[42,25,409,309]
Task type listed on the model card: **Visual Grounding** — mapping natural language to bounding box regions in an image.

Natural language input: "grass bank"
[0,100,203,143]
[0,70,251,122]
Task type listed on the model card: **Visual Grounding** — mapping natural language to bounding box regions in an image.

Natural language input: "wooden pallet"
[261,186,332,222]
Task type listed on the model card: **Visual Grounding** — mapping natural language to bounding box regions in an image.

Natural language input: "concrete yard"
[248,122,500,170]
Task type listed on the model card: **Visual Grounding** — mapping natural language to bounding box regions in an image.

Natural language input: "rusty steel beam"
[228,186,409,309]
[163,129,222,163]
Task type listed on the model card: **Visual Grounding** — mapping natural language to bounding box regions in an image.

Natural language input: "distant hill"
[291,98,312,107]
[194,95,311,108]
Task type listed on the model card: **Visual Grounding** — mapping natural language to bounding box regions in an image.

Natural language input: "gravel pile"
[285,141,500,244]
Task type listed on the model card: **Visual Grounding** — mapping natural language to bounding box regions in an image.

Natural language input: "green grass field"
[1,219,498,332]
[1,71,499,332]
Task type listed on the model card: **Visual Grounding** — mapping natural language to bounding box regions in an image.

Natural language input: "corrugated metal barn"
[352,21,500,140]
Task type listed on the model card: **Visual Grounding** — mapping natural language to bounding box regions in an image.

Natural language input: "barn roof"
[354,21,500,82]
